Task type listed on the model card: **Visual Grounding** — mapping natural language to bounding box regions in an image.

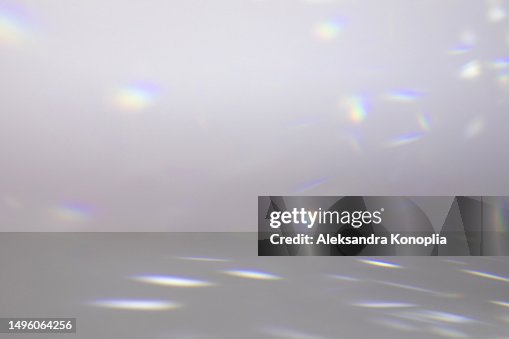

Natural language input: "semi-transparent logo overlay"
[258,196,509,256]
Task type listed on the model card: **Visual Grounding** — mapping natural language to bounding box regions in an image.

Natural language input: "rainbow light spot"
[385,133,423,148]
[498,72,509,85]
[447,44,474,55]
[113,83,159,112]
[294,177,331,193]
[385,89,423,102]
[51,203,93,223]
[223,269,281,280]
[314,20,343,41]
[460,269,509,283]
[358,259,401,268]
[131,275,214,288]
[328,274,360,282]
[352,301,416,309]
[442,259,467,265]
[491,300,509,308]
[491,57,509,69]
[493,200,509,232]
[375,280,461,298]
[342,95,367,123]
[460,60,482,79]
[395,310,473,325]
[90,299,180,311]
[417,112,431,132]
[419,311,473,324]
[0,7,28,45]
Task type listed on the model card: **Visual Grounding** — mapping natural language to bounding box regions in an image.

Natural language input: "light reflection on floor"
[1,233,509,338]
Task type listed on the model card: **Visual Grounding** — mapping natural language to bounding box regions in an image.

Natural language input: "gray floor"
[1,233,509,338]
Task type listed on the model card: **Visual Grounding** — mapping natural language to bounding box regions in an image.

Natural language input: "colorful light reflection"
[113,83,159,112]
[341,95,367,124]
[0,6,28,45]
[314,20,343,41]
[51,203,93,223]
